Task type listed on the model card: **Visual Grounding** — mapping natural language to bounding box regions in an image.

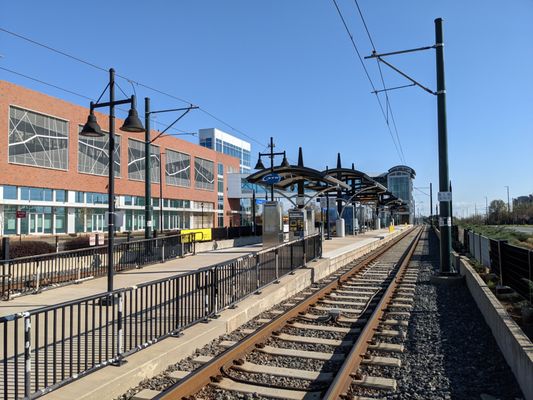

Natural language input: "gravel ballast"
[352,229,523,400]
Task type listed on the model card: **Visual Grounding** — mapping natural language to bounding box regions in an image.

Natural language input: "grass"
[460,224,533,250]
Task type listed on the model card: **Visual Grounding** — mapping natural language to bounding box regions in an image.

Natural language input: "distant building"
[373,165,416,224]
[514,195,533,207]
[199,128,251,173]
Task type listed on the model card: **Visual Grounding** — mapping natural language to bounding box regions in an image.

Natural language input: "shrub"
[5,241,56,259]
[63,236,92,251]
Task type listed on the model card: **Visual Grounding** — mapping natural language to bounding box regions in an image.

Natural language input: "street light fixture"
[254,137,289,201]
[80,68,145,293]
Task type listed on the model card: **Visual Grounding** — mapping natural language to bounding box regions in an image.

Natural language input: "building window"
[199,137,213,149]
[55,207,67,233]
[217,163,224,176]
[55,190,67,202]
[127,139,160,183]
[218,179,224,194]
[75,192,85,203]
[3,185,17,200]
[86,192,108,204]
[20,187,53,202]
[194,157,215,191]
[3,206,17,235]
[165,150,191,187]
[78,126,121,177]
[9,106,69,170]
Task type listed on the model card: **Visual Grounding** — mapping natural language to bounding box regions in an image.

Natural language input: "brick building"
[0,80,241,236]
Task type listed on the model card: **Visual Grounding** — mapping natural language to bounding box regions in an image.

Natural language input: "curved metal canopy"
[246,165,351,192]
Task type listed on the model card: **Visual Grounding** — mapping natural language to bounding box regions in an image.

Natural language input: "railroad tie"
[352,375,397,391]
[257,345,345,361]
[233,361,334,382]
[211,377,322,400]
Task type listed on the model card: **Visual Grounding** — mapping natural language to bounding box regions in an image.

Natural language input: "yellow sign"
[389,224,395,233]
[180,228,211,242]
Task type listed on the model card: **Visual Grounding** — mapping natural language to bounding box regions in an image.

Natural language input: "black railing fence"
[211,225,262,241]
[458,228,533,300]
[0,234,321,399]
[1,233,198,300]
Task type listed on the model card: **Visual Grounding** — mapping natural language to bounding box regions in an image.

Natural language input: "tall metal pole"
[430,182,433,224]
[252,189,256,234]
[160,153,164,231]
[269,137,274,201]
[505,185,510,213]
[107,68,116,293]
[144,97,152,239]
[435,18,452,274]
[485,196,489,224]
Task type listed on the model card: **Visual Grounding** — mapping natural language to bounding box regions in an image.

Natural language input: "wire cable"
[330,0,404,163]
[0,26,267,148]
[353,0,406,163]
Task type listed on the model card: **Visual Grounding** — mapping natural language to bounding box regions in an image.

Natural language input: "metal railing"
[0,233,321,399]
[458,228,532,300]
[1,233,198,300]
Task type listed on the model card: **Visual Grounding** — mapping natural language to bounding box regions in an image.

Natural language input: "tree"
[489,199,507,224]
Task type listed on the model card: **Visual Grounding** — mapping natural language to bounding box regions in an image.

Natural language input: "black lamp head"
[80,110,104,137]
[120,107,145,133]
[254,156,265,170]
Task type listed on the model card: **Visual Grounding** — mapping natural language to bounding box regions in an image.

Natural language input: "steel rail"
[155,226,416,400]
[323,226,423,399]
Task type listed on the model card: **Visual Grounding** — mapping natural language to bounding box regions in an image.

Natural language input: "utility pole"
[485,196,489,224]
[435,18,453,273]
[505,185,510,213]
[430,182,433,225]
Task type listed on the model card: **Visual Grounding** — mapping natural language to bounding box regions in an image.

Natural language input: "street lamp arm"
[148,105,198,115]
[92,96,135,109]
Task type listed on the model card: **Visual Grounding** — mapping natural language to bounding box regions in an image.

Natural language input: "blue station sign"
[262,173,282,185]
[255,199,267,205]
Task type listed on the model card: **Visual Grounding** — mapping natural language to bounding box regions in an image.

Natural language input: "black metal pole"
[435,18,452,274]
[160,154,163,231]
[252,189,256,233]
[107,68,115,293]
[430,182,433,225]
[144,97,152,239]
[269,137,274,201]
[326,191,331,239]
[201,203,204,228]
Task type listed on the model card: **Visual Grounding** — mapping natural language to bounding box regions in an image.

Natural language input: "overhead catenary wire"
[353,0,406,163]
[0,65,192,136]
[331,0,406,164]
[0,26,267,148]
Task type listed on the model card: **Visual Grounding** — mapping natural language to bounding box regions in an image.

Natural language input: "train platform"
[40,226,409,400]
[0,227,397,318]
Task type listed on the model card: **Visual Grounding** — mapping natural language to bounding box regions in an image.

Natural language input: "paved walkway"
[0,228,393,317]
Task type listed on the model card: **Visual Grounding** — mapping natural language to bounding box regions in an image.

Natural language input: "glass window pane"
[3,185,17,200]
[194,157,214,191]
[165,149,190,187]
[9,106,68,170]
[78,126,121,177]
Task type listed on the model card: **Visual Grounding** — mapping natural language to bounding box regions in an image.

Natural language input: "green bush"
[3,241,56,259]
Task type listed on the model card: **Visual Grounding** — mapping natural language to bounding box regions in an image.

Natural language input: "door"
[29,213,45,234]
[91,213,105,232]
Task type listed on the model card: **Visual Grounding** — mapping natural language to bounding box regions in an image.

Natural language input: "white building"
[199,128,251,173]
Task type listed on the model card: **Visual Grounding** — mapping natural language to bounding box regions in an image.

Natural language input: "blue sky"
[1,0,532,217]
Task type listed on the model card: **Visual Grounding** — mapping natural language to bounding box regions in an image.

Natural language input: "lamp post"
[143,97,198,239]
[80,68,145,293]
[159,152,165,232]
[504,185,510,213]
[485,196,489,224]
[254,137,290,201]
[201,202,205,228]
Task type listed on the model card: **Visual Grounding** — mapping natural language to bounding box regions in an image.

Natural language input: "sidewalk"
[0,228,394,318]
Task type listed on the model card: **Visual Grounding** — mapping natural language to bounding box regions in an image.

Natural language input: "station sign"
[15,211,26,218]
[255,199,267,205]
[262,173,282,185]
[438,191,452,202]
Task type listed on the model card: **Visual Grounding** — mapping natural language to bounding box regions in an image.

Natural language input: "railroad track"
[154,226,423,400]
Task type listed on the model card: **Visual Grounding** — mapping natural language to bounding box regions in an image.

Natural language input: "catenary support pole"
[435,18,452,274]
[144,97,152,239]
[108,68,116,292]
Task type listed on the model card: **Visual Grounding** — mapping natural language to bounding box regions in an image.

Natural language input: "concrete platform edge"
[43,229,407,400]
[457,254,533,400]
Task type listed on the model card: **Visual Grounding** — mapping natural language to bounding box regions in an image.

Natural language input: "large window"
[3,186,17,200]
[127,139,160,182]
[9,106,69,170]
[78,126,121,177]
[194,157,214,191]
[166,150,190,187]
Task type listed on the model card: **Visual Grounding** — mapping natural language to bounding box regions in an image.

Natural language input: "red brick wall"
[0,80,241,227]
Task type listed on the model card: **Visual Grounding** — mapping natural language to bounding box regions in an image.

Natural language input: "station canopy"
[246,165,351,194]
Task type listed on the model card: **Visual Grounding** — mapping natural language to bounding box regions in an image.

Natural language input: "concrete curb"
[44,229,407,400]
[458,255,533,400]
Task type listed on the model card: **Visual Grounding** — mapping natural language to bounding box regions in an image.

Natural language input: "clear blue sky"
[1,0,532,217]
